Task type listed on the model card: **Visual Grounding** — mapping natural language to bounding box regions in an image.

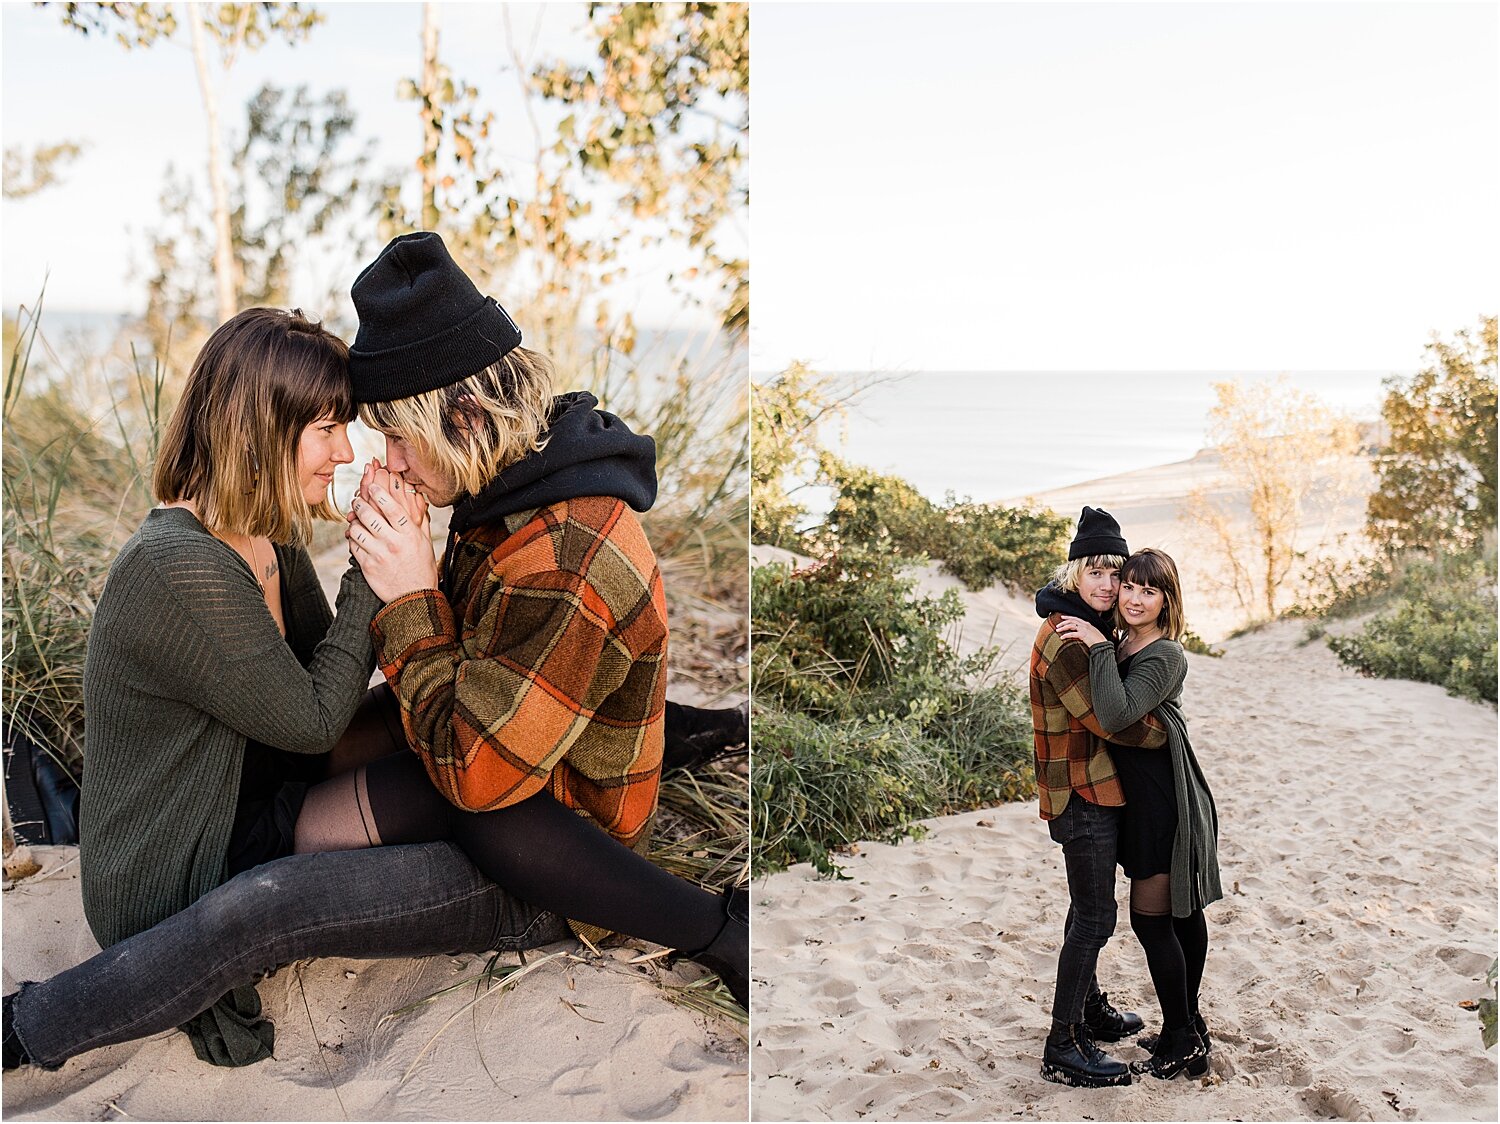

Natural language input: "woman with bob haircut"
[3,240,745,1074]
[1053,546,1222,1081]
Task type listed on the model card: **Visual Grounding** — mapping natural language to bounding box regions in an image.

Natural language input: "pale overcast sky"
[1,2,725,331]
[752,2,1498,373]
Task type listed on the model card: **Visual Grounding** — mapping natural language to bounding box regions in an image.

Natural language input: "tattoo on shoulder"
[263,560,279,582]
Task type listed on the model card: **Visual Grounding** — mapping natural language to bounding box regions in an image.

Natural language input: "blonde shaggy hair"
[358,347,556,498]
[153,307,352,544]
[1050,554,1127,593]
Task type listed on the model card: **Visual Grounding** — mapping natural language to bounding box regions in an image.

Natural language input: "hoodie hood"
[448,390,658,536]
[1034,580,1116,636]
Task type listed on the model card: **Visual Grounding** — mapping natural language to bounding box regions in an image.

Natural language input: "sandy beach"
[751,443,1494,1121]
[750,565,1498,1121]
[3,520,749,1122]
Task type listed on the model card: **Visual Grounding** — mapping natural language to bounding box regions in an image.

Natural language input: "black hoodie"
[1034,580,1116,636]
[448,390,658,536]
[440,391,658,594]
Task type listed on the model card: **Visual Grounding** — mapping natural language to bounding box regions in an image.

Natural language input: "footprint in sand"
[1299,1082,1375,1121]
[1434,946,1492,978]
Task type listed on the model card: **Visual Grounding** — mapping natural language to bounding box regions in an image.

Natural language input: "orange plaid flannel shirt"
[371,496,667,852]
[1029,614,1168,820]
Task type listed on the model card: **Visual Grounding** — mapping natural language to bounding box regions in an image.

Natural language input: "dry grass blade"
[560,997,605,1024]
[295,963,350,1121]
[379,959,525,1023]
[659,976,748,1030]
[399,949,569,1084]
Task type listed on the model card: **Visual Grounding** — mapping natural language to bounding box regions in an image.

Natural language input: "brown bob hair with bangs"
[153,307,353,544]
[1115,547,1186,641]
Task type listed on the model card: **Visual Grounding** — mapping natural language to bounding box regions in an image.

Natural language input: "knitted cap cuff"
[349,298,522,403]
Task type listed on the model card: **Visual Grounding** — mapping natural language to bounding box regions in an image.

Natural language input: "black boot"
[1138,1011,1209,1058]
[684,885,748,1011]
[1131,1022,1208,1080]
[1041,1022,1131,1087]
[1083,988,1143,1042]
[662,701,749,774]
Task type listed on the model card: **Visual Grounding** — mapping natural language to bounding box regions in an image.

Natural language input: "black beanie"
[1068,506,1128,560]
[347,232,522,403]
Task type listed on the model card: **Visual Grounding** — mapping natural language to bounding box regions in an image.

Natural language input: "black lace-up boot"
[1083,988,1143,1042]
[1041,1022,1132,1087]
[1138,1010,1209,1060]
[1131,1021,1209,1079]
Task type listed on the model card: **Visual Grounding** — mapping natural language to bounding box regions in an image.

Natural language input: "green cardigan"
[1086,638,1223,918]
[79,506,380,1062]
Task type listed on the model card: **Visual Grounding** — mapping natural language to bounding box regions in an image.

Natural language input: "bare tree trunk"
[1264,544,1277,618]
[420,2,441,231]
[189,11,238,324]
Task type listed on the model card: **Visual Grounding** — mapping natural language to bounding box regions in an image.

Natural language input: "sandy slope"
[750,600,1498,1122]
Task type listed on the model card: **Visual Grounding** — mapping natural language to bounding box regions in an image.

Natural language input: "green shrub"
[752,686,1035,877]
[1326,545,1497,703]
[751,541,985,720]
[819,455,942,559]
[1181,629,1223,658]
[751,539,1036,875]
[935,497,1070,593]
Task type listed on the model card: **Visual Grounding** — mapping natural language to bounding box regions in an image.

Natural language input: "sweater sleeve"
[141,537,381,754]
[1086,640,1185,733]
[370,565,628,813]
[1043,629,1168,748]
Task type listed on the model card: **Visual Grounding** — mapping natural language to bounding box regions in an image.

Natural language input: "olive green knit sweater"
[77,506,380,1063]
[1086,638,1223,918]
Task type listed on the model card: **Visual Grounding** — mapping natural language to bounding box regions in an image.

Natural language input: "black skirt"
[1109,648,1176,878]
[1112,742,1176,879]
[224,740,325,877]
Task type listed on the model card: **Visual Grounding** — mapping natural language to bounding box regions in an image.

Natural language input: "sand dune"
[750,603,1498,1121]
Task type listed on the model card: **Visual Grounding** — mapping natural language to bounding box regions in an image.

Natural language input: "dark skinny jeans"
[8,842,569,1070]
[1048,795,1121,1027]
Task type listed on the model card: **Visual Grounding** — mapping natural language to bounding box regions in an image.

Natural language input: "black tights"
[297,752,725,954]
[1128,874,1208,1032]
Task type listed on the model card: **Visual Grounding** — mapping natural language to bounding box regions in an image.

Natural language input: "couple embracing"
[1030,507,1223,1086]
[4,232,746,1073]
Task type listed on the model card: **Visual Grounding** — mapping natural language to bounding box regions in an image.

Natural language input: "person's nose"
[332,427,355,464]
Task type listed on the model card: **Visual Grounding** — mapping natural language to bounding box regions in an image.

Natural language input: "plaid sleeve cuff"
[370,588,457,671]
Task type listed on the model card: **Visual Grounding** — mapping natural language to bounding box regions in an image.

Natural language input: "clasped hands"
[346,460,439,602]
[1053,615,1109,646]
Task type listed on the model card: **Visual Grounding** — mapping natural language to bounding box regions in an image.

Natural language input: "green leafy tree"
[750,364,848,549]
[141,83,388,356]
[535,2,749,339]
[1366,316,1498,558]
[56,2,324,322]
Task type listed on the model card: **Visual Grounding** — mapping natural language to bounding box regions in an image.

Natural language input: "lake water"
[789,370,1400,504]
